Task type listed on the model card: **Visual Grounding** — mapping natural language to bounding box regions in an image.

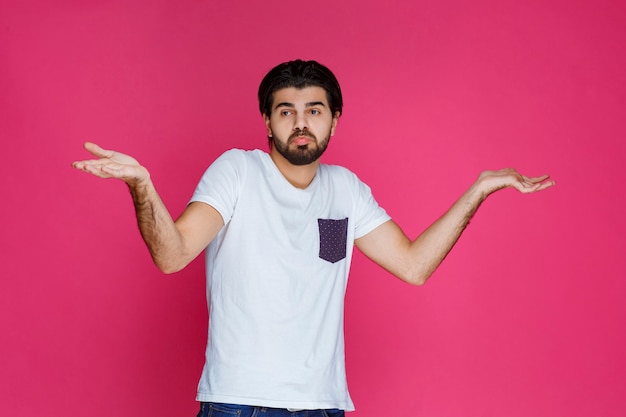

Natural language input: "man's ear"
[263,114,272,137]
[330,111,340,136]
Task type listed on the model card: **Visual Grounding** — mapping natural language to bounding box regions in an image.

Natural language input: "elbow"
[404,274,428,286]
[153,257,187,275]
[152,244,200,274]
[412,277,428,286]
[400,265,433,286]
[158,264,184,275]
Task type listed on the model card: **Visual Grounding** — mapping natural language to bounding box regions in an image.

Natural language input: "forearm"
[405,181,487,284]
[356,168,553,286]
[73,142,221,272]
[128,179,188,273]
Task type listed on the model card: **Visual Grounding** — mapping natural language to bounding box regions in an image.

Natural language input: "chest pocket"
[317,218,349,263]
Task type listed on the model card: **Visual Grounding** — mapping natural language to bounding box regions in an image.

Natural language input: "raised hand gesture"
[476,168,555,196]
[72,142,149,187]
[355,166,555,285]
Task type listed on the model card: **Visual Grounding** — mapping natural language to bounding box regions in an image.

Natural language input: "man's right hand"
[72,142,150,187]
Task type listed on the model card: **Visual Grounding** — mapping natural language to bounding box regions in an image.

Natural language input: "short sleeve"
[351,174,391,239]
[189,149,247,225]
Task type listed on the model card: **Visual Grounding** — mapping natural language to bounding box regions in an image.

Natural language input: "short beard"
[271,130,331,166]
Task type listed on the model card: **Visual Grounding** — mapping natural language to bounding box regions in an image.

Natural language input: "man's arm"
[72,142,224,273]
[355,168,555,285]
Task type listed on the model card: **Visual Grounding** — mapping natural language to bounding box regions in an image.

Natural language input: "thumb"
[84,142,114,159]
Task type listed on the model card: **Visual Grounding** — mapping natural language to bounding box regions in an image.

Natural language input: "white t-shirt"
[190,149,390,411]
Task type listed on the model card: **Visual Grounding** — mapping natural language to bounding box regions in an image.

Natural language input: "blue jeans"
[196,402,345,417]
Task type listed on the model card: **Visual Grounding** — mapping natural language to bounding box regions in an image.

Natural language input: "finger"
[516,182,538,192]
[100,163,127,177]
[72,161,115,178]
[534,179,556,191]
[517,179,556,193]
[71,159,96,170]
[83,142,115,159]
[527,174,550,184]
[72,158,106,171]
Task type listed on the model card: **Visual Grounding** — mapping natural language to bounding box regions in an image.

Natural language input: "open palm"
[72,142,149,185]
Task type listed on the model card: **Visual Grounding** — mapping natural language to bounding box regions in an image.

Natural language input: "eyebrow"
[274,101,327,109]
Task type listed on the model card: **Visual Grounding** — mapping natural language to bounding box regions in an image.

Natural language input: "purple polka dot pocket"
[317,218,349,263]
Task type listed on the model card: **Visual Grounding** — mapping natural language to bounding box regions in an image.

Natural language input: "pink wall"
[1,0,624,416]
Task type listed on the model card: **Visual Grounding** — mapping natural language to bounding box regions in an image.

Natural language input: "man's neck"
[269,148,319,189]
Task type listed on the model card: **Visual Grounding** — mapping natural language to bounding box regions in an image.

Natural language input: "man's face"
[264,86,339,166]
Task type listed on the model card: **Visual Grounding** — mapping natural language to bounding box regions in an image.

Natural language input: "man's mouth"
[292,136,311,146]
[289,130,316,146]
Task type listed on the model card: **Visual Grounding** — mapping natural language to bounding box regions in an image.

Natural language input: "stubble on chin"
[272,133,331,166]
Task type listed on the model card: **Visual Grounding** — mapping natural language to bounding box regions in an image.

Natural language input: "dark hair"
[258,59,343,117]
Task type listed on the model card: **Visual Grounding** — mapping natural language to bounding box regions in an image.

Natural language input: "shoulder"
[210,148,268,170]
[321,162,357,179]
[320,163,367,187]
[216,148,260,162]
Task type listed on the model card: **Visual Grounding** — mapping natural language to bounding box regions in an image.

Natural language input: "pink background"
[1,0,625,416]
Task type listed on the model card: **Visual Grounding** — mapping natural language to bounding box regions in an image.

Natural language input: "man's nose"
[294,113,308,131]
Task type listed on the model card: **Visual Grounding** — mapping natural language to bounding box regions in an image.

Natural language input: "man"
[73,60,555,416]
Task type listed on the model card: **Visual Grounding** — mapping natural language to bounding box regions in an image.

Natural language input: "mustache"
[288,129,316,142]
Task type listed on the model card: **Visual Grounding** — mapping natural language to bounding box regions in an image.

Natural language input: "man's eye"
[281,110,292,116]
[310,109,320,115]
